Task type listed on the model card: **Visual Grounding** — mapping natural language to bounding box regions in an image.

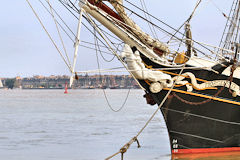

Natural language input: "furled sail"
[108,0,170,55]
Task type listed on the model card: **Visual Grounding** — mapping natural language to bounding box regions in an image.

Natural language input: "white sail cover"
[121,44,172,85]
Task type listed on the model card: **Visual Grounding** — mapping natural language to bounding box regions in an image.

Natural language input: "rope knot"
[75,72,79,80]
[133,136,141,148]
[120,147,127,154]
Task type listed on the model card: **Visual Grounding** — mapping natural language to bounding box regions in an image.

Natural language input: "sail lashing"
[107,0,170,55]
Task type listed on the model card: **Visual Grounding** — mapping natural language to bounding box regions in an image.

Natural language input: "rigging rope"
[26,0,72,72]
[210,0,228,18]
[79,44,115,55]
[167,0,202,44]
[84,10,145,90]
[94,27,130,112]
[126,0,214,59]
[210,0,240,37]
[105,63,188,160]
[121,0,219,61]
[39,0,76,43]
[95,26,116,62]
[47,0,72,67]
[75,66,214,74]
[139,0,158,39]
[61,0,227,64]
[59,0,122,57]
[43,0,227,66]
[31,0,227,76]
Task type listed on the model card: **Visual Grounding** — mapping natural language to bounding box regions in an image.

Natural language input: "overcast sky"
[0,0,232,78]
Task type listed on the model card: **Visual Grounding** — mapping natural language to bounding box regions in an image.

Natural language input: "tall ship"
[26,0,240,155]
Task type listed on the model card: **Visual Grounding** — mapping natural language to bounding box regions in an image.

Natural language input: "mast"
[70,8,84,87]
[219,0,240,60]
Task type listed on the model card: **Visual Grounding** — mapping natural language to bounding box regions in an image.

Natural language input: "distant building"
[4,74,138,89]
[16,76,22,80]
[14,76,22,88]
[33,75,45,79]
[0,79,3,88]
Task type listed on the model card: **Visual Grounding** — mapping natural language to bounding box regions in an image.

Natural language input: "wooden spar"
[86,0,130,31]
[86,0,167,57]
[87,0,124,23]
[70,8,84,87]
[82,1,181,67]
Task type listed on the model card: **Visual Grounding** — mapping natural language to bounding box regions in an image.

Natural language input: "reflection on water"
[172,152,240,160]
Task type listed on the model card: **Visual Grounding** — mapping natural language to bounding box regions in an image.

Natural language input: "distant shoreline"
[1,75,140,89]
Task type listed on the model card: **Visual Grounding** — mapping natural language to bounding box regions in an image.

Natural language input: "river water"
[1,89,240,160]
[0,89,171,160]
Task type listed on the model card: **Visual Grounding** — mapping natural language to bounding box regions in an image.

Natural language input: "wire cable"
[47,0,72,66]
[26,0,72,72]
[94,28,131,112]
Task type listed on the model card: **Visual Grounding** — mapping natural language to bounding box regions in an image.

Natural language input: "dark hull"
[140,55,240,154]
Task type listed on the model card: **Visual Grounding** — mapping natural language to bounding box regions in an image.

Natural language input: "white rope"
[26,0,72,72]
[179,38,232,62]
[94,27,131,112]
[139,0,158,39]
[75,66,212,74]
[168,47,217,72]
[190,0,203,20]
[185,38,235,54]
[47,0,72,67]
[209,0,226,16]
[210,0,240,32]
[83,0,223,67]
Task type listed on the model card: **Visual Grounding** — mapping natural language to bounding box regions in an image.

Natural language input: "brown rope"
[172,86,224,106]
